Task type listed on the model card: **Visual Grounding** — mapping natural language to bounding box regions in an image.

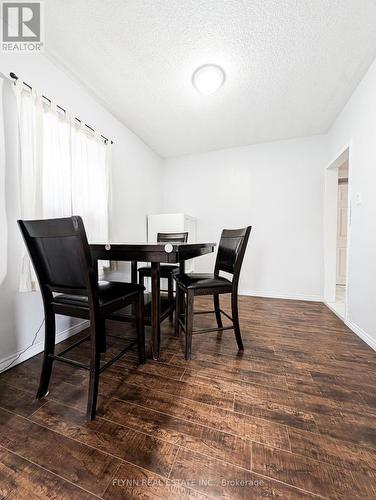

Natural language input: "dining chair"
[173,226,251,359]
[138,232,188,320]
[18,216,145,421]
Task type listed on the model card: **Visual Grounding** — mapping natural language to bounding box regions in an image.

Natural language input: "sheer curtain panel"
[15,81,112,291]
[0,76,7,285]
[15,80,43,291]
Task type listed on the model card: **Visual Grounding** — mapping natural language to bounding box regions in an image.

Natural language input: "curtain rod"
[9,72,113,145]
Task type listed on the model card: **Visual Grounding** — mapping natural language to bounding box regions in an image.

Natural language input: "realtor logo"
[1,1,44,52]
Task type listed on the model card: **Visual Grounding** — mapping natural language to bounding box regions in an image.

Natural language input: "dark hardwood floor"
[1,295,376,499]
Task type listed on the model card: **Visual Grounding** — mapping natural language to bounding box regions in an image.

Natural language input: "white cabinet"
[147,213,197,273]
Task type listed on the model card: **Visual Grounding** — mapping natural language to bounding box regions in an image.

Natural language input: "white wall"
[326,56,376,350]
[162,136,327,300]
[0,53,161,371]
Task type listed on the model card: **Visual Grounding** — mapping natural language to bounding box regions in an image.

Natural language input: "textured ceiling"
[45,0,376,157]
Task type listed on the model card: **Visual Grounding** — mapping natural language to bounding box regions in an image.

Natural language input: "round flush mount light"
[192,64,225,95]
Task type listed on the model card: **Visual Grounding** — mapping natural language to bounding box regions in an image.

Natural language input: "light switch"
[355,192,362,205]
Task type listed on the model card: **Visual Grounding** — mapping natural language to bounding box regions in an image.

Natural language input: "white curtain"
[15,81,42,291]
[42,102,72,218]
[0,76,7,285]
[71,124,109,243]
[15,82,112,291]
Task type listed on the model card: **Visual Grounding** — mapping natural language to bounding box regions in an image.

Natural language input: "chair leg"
[136,293,145,364]
[175,285,183,337]
[36,310,56,399]
[213,294,223,329]
[86,321,101,422]
[185,290,194,360]
[231,292,244,351]
[168,275,174,322]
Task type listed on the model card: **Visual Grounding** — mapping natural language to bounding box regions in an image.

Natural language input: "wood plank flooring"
[0,295,376,499]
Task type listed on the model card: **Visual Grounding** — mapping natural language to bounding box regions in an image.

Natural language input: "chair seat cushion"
[138,264,179,277]
[53,280,144,309]
[173,273,232,291]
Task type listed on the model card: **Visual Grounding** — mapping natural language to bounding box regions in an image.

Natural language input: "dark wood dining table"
[90,242,216,360]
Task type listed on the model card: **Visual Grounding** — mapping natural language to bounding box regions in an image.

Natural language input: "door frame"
[323,143,352,318]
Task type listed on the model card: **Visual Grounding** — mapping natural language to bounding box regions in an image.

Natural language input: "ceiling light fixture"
[192,64,225,95]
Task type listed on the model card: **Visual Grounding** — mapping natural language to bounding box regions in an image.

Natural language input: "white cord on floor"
[0,319,45,374]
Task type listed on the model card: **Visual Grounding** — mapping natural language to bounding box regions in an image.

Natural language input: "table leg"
[93,259,99,282]
[179,261,186,319]
[131,261,138,317]
[151,262,161,360]
[131,261,138,283]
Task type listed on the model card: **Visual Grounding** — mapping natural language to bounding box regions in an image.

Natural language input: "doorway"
[324,146,350,319]
[335,161,349,316]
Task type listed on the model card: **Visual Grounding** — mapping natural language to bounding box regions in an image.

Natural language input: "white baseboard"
[324,301,345,320]
[345,318,376,352]
[323,301,376,352]
[240,289,323,302]
[0,320,89,373]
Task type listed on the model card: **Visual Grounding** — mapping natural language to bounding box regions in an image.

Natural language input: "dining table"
[90,241,216,360]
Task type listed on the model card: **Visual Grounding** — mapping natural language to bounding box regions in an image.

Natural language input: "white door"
[336,182,348,285]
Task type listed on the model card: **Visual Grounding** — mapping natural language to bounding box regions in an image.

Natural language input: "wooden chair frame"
[18,216,145,421]
[174,227,251,359]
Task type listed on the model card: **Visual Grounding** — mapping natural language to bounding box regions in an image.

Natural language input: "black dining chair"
[18,216,145,421]
[138,232,188,320]
[174,227,251,360]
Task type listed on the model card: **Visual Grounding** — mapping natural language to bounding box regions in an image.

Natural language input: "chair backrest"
[157,232,188,243]
[18,216,96,299]
[214,227,252,285]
